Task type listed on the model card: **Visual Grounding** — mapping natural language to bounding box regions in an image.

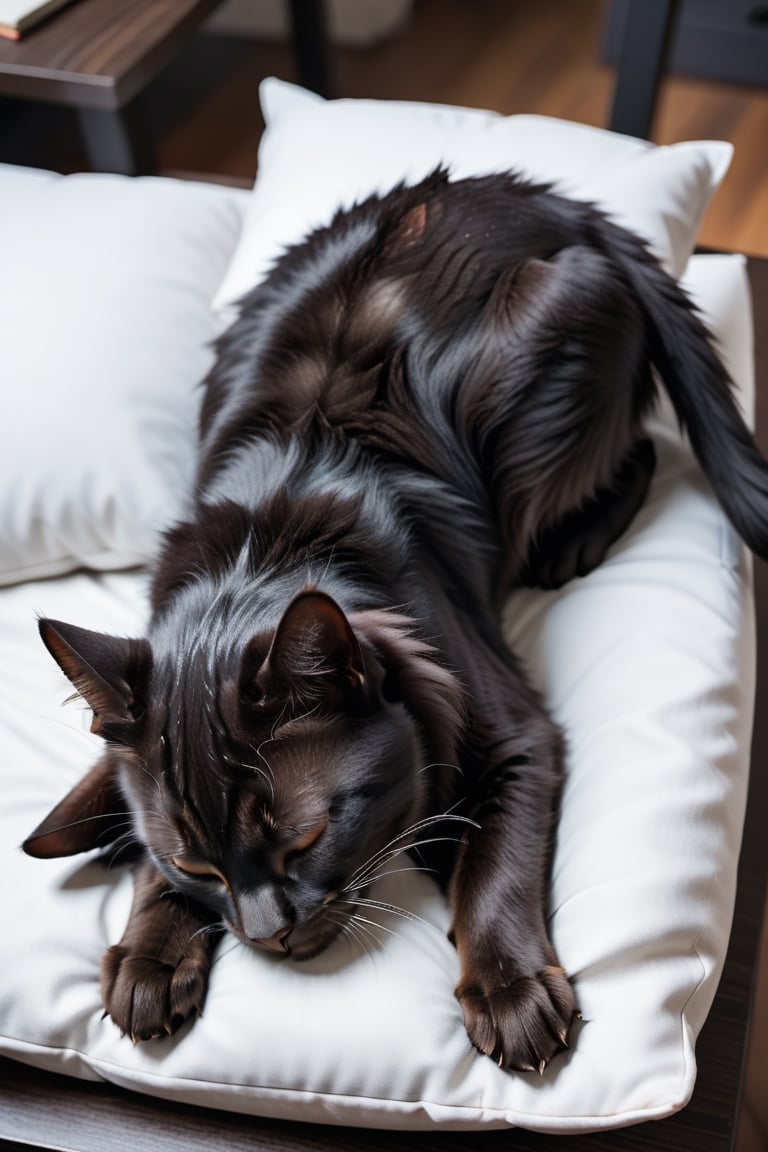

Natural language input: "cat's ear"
[250,591,371,713]
[22,753,128,858]
[38,619,150,739]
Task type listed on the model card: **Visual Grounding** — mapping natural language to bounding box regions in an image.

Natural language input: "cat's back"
[197,171,589,488]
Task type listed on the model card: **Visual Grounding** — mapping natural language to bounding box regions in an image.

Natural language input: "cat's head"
[23,590,464,960]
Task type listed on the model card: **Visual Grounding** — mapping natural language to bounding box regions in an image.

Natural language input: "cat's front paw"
[100,941,210,1043]
[456,963,576,1072]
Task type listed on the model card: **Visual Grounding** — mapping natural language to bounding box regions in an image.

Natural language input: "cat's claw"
[456,963,576,1073]
[100,942,210,1043]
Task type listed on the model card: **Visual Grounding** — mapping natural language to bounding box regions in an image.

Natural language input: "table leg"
[608,0,681,139]
[77,99,154,176]
[288,0,333,98]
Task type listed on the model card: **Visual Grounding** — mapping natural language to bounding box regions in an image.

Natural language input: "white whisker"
[29,712,99,744]
[189,922,225,942]
[327,910,379,968]
[350,913,410,949]
[346,831,472,891]
[210,937,241,968]
[346,916,387,959]
[103,828,141,871]
[354,863,436,885]
[222,753,275,801]
[345,810,479,890]
[339,896,435,934]
[418,761,464,776]
[26,811,131,838]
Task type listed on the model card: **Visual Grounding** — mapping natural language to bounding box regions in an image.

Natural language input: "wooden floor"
[1,0,766,1146]
[2,0,766,257]
[167,0,768,257]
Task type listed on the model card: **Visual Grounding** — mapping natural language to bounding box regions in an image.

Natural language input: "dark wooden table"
[0,256,765,1152]
[0,0,332,175]
[0,0,226,173]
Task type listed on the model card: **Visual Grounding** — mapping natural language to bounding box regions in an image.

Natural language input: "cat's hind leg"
[456,245,655,584]
[101,857,220,1042]
[520,437,656,590]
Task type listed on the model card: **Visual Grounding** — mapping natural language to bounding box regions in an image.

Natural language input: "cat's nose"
[252,926,292,954]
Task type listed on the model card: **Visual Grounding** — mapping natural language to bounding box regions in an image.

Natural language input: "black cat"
[23,170,768,1073]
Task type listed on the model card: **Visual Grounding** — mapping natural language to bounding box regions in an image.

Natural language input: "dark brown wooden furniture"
[608,0,680,138]
[605,0,768,139]
[0,255,766,1152]
[0,0,332,174]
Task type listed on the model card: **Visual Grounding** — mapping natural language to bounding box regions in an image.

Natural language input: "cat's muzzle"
[251,894,361,962]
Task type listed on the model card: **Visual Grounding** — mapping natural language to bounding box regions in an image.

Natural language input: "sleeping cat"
[23,170,768,1074]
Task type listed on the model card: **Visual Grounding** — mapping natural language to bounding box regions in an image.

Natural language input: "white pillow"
[213,78,732,316]
[0,254,755,1133]
[0,165,248,586]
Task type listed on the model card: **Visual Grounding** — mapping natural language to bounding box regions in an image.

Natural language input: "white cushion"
[0,252,755,1132]
[213,78,731,317]
[0,165,248,586]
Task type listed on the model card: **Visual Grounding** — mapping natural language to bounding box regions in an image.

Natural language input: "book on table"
[0,0,75,40]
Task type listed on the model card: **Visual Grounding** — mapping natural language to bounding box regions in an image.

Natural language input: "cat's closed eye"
[278,820,329,874]
[172,856,227,886]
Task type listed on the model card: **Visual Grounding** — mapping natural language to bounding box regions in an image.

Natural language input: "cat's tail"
[591,219,768,560]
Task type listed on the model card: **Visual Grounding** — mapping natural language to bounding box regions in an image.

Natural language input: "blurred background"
[0,0,767,256]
